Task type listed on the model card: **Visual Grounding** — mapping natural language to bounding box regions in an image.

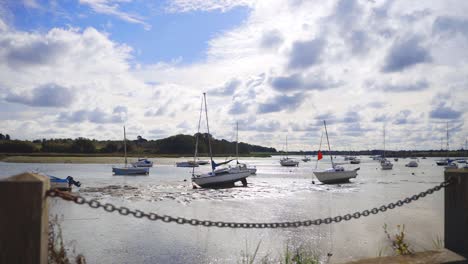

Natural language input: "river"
[0,156,447,263]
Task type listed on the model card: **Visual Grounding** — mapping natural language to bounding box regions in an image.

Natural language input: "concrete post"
[445,169,468,258]
[0,173,50,264]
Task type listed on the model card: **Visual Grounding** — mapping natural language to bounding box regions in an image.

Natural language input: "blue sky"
[0,0,467,150]
[6,0,250,64]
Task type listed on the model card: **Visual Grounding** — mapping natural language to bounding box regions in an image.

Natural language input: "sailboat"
[233,122,257,175]
[313,121,359,184]
[436,123,455,166]
[280,136,299,166]
[192,93,251,188]
[112,126,150,175]
[380,125,393,170]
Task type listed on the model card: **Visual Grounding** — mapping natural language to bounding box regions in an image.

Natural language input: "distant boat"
[302,156,311,162]
[232,122,257,175]
[313,120,358,184]
[436,123,453,167]
[112,126,150,175]
[280,136,299,167]
[192,93,250,188]
[380,125,393,170]
[45,174,81,191]
[405,161,418,167]
[177,161,199,167]
[132,158,153,167]
[350,158,361,164]
[445,162,458,169]
[196,160,210,165]
[394,158,399,162]
[456,159,466,164]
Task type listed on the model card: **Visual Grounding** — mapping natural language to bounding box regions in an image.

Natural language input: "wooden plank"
[0,173,50,264]
[445,168,468,259]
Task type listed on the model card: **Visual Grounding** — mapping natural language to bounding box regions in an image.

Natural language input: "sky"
[0,0,467,151]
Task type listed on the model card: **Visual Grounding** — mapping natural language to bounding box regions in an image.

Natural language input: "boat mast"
[123,125,127,167]
[383,124,386,159]
[193,96,204,175]
[286,136,288,159]
[323,120,334,168]
[203,93,214,173]
[236,121,239,163]
[446,122,449,159]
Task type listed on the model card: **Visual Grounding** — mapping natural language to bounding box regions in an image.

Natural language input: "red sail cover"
[317,151,323,160]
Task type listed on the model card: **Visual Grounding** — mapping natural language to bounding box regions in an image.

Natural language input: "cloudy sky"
[1,0,467,151]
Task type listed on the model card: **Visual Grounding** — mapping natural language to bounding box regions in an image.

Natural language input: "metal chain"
[46,178,453,229]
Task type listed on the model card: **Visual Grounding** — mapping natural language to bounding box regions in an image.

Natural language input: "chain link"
[46,178,453,229]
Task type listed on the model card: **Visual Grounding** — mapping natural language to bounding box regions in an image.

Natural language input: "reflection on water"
[0,156,447,263]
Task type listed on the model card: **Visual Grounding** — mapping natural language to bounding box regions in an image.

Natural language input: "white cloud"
[166,0,254,13]
[1,0,467,150]
[79,0,151,30]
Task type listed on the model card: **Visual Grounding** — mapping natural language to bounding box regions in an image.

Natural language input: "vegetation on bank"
[0,133,276,156]
[1,132,466,158]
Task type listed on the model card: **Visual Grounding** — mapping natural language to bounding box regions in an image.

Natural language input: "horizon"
[1,0,467,151]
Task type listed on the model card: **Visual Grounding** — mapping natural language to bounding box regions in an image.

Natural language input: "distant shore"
[0,153,272,163]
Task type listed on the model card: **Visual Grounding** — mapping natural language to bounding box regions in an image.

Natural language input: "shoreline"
[0,154,271,164]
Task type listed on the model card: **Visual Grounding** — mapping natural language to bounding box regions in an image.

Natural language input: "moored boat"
[191,93,250,188]
[46,175,81,191]
[280,136,299,167]
[313,120,359,184]
[113,126,150,175]
[132,158,153,167]
[177,161,199,167]
[405,161,418,167]
[380,125,393,170]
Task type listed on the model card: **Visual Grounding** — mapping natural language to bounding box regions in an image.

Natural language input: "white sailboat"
[233,122,257,175]
[192,93,250,188]
[405,161,419,167]
[313,120,359,184]
[437,123,455,167]
[112,126,150,175]
[380,125,393,170]
[280,136,299,167]
[132,158,153,167]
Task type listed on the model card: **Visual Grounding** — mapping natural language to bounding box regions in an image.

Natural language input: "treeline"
[0,133,277,155]
[282,149,468,157]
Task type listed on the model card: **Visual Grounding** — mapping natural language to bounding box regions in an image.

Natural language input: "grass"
[49,216,86,264]
[239,242,320,264]
[383,224,413,256]
[432,235,444,250]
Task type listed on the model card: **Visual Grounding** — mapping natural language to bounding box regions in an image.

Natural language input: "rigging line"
[328,190,334,259]
[192,95,204,176]
[203,93,214,173]
[324,120,334,168]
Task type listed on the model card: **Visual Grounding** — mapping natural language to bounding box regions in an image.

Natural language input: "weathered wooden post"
[0,173,50,264]
[445,168,468,258]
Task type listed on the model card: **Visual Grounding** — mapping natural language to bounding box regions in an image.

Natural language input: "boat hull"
[192,171,250,187]
[280,159,299,167]
[176,162,199,167]
[112,167,149,175]
[313,170,357,184]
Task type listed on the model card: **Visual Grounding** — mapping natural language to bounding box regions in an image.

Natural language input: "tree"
[5,134,10,140]
[0,134,4,140]
[102,142,119,153]
[71,137,96,153]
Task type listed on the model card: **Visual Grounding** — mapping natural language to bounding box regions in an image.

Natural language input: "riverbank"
[0,153,271,163]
